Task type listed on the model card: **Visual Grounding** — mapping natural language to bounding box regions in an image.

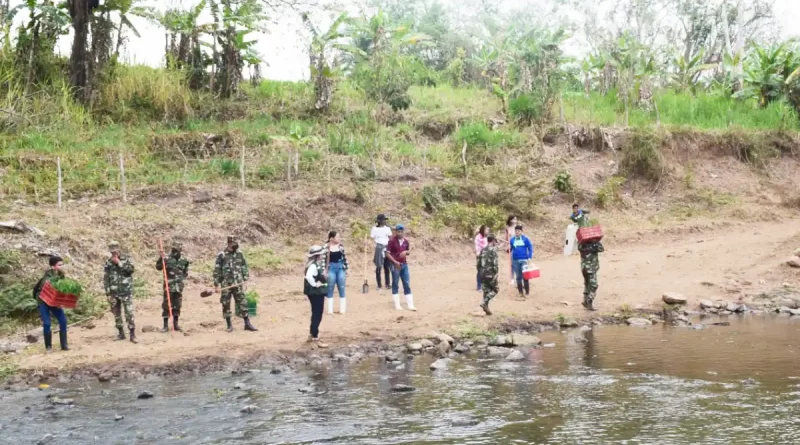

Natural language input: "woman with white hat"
[304,245,329,348]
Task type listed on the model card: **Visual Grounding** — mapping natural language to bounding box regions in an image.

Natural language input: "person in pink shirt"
[474,225,488,291]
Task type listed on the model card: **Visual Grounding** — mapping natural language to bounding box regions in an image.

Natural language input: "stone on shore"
[137,391,154,400]
[435,341,451,358]
[420,339,435,349]
[699,300,715,309]
[454,344,470,354]
[240,405,258,414]
[789,309,800,316]
[436,333,455,346]
[662,292,687,305]
[787,256,800,268]
[487,346,508,357]
[626,318,652,327]
[488,335,511,347]
[26,329,40,344]
[505,350,525,361]
[725,302,741,312]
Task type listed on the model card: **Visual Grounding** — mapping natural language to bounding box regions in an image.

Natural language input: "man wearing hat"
[304,245,329,348]
[104,241,137,343]
[155,241,190,332]
[385,224,416,311]
[213,235,257,332]
[370,214,393,291]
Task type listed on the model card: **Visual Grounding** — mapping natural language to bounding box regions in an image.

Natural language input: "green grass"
[563,89,800,131]
[241,247,283,273]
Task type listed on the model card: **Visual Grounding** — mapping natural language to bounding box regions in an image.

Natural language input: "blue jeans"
[391,263,411,295]
[39,302,67,335]
[327,262,346,299]
[477,270,482,290]
[512,259,529,285]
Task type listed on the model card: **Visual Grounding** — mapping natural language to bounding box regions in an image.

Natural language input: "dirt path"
[16,220,800,372]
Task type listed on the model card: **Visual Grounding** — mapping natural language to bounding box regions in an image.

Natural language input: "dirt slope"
[14,218,800,373]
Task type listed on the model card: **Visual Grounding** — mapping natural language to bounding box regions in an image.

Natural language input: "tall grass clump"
[621,126,665,181]
[509,94,544,126]
[95,65,193,123]
[455,122,521,163]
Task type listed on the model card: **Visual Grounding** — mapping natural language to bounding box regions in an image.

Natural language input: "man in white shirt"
[370,214,393,291]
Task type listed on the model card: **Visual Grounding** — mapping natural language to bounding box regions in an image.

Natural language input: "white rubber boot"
[405,294,417,311]
[392,294,402,310]
[339,298,346,314]
[327,298,334,314]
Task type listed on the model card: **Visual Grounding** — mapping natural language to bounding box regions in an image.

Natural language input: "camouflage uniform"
[155,243,189,318]
[213,237,250,319]
[104,244,136,331]
[579,241,604,306]
[477,244,499,308]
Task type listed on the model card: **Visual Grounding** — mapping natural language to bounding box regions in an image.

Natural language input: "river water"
[2,314,800,444]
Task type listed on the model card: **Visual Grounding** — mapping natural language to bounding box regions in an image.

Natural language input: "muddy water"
[2,315,800,444]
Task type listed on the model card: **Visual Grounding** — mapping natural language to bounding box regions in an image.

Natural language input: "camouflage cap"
[171,241,183,251]
[108,241,120,251]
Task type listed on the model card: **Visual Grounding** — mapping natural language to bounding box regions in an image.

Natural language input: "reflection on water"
[1,315,799,444]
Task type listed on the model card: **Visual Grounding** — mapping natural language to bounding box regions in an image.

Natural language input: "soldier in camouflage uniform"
[477,235,500,316]
[104,241,137,343]
[579,240,604,311]
[213,236,258,332]
[155,241,190,332]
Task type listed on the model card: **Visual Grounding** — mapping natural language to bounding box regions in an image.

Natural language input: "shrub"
[553,170,574,194]
[509,94,543,126]
[621,127,665,182]
[436,203,506,238]
[455,122,521,164]
[246,290,260,305]
[212,158,240,177]
[0,284,37,318]
[596,176,626,208]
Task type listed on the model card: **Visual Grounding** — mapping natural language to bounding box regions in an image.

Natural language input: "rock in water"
[789,309,800,316]
[486,346,508,357]
[436,333,455,346]
[725,302,741,312]
[406,342,423,353]
[510,334,542,346]
[233,382,245,390]
[137,391,154,400]
[270,368,282,375]
[454,344,470,354]
[240,405,258,414]
[391,384,415,393]
[699,300,715,310]
[505,350,525,361]
[451,418,480,427]
[488,335,510,347]
[787,256,800,268]
[97,372,113,383]
[420,339,435,349]
[435,341,451,358]
[37,433,54,445]
[626,318,652,327]
[114,415,124,421]
[662,292,688,305]
[430,358,449,370]
[50,397,74,406]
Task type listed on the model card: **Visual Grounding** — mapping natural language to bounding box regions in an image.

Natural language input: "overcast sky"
[21,0,800,81]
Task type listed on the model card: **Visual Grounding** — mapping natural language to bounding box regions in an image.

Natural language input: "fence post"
[119,153,127,202]
[239,146,246,189]
[56,156,62,210]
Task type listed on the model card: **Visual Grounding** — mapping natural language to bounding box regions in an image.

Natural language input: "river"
[2,314,799,444]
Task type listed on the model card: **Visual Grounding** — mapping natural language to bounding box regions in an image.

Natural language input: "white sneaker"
[405,294,417,311]
[392,294,402,310]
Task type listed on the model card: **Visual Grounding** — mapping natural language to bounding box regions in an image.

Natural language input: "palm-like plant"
[738,44,795,107]
[301,12,350,112]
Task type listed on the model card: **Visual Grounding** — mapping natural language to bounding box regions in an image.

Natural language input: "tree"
[302,12,350,112]
[67,0,91,103]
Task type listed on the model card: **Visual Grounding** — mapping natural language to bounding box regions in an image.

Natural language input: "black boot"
[243,316,258,332]
[516,281,524,297]
[161,317,169,333]
[129,328,138,344]
[59,330,69,351]
[44,332,52,351]
[173,316,182,332]
[116,327,126,341]
[523,280,530,296]
[225,317,233,332]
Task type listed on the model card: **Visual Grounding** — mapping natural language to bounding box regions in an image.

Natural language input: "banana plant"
[670,49,718,93]
[738,43,793,107]
[301,12,351,112]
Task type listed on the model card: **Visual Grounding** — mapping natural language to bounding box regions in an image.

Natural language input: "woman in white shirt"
[371,214,393,291]
[304,245,328,348]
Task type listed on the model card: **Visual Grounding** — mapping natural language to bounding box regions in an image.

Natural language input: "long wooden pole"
[158,239,174,326]
[119,153,127,202]
[57,156,62,210]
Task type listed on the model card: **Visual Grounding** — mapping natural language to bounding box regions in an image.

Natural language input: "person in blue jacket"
[509,225,534,299]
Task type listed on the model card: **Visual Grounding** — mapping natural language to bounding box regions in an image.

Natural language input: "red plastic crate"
[577,226,603,244]
[39,281,79,309]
